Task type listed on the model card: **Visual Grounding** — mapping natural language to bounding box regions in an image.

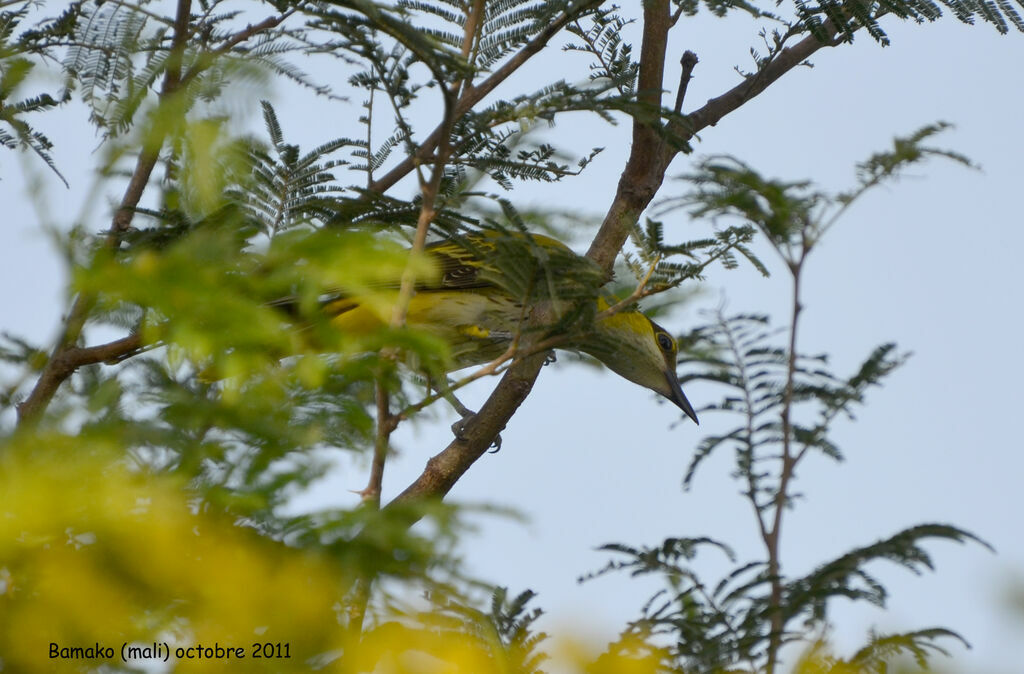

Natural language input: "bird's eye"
[657,332,674,352]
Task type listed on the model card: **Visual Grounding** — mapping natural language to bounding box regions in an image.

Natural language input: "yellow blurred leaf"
[0,434,346,673]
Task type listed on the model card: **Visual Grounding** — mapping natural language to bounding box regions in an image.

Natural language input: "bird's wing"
[267,237,500,319]
[422,238,496,290]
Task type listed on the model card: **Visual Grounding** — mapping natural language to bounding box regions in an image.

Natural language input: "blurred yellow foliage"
[345,628,667,674]
[0,434,344,672]
[0,433,667,674]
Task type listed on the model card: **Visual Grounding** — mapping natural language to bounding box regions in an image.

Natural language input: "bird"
[312,229,699,425]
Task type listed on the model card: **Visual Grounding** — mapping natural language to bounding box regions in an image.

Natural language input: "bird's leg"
[440,380,474,418]
[435,376,501,452]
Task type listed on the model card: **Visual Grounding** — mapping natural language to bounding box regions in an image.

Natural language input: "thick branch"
[585,0,672,273]
[589,23,843,274]
[387,343,547,510]
[112,0,193,233]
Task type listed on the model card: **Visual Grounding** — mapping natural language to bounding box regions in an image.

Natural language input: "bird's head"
[578,302,699,424]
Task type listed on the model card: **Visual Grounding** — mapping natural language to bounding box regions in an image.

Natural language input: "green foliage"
[626,217,767,289]
[847,122,976,196]
[419,587,551,674]
[588,128,988,674]
[788,525,991,621]
[0,1,1005,672]
[673,124,977,266]
[0,435,350,672]
[234,100,358,235]
[791,0,1024,45]
[0,7,67,184]
[565,9,639,95]
[589,526,982,672]
[672,0,770,19]
[680,314,908,489]
[62,0,156,133]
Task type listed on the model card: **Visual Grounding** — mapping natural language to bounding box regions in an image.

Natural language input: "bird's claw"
[450,414,472,439]
[451,412,502,452]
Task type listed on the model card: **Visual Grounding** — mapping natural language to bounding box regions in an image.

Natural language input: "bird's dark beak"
[666,371,699,425]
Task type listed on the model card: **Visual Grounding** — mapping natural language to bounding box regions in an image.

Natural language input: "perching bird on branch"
[309,230,699,424]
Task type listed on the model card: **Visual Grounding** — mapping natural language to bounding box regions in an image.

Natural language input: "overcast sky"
[2,4,1022,672]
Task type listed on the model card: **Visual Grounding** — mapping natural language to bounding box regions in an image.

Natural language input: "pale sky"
[2,5,1022,672]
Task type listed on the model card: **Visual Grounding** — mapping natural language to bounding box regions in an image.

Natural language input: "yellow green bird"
[314,230,699,424]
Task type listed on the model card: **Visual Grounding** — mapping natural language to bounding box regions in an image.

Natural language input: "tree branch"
[766,253,807,673]
[382,13,848,522]
[586,0,672,274]
[179,10,298,84]
[368,0,604,195]
[16,0,198,427]
[667,25,843,158]
[387,336,549,509]
[16,333,143,423]
[673,50,699,114]
[16,3,300,428]
[384,1,674,518]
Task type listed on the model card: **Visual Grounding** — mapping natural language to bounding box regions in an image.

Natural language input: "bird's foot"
[451,412,502,453]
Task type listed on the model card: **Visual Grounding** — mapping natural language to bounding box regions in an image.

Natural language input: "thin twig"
[395,320,578,423]
[177,7,300,86]
[365,87,374,188]
[596,253,662,320]
[397,343,519,421]
[673,51,698,114]
[669,22,842,155]
[348,0,485,639]
[670,4,687,25]
[765,253,806,674]
[359,382,396,504]
[368,0,603,195]
[717,311,771,544]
